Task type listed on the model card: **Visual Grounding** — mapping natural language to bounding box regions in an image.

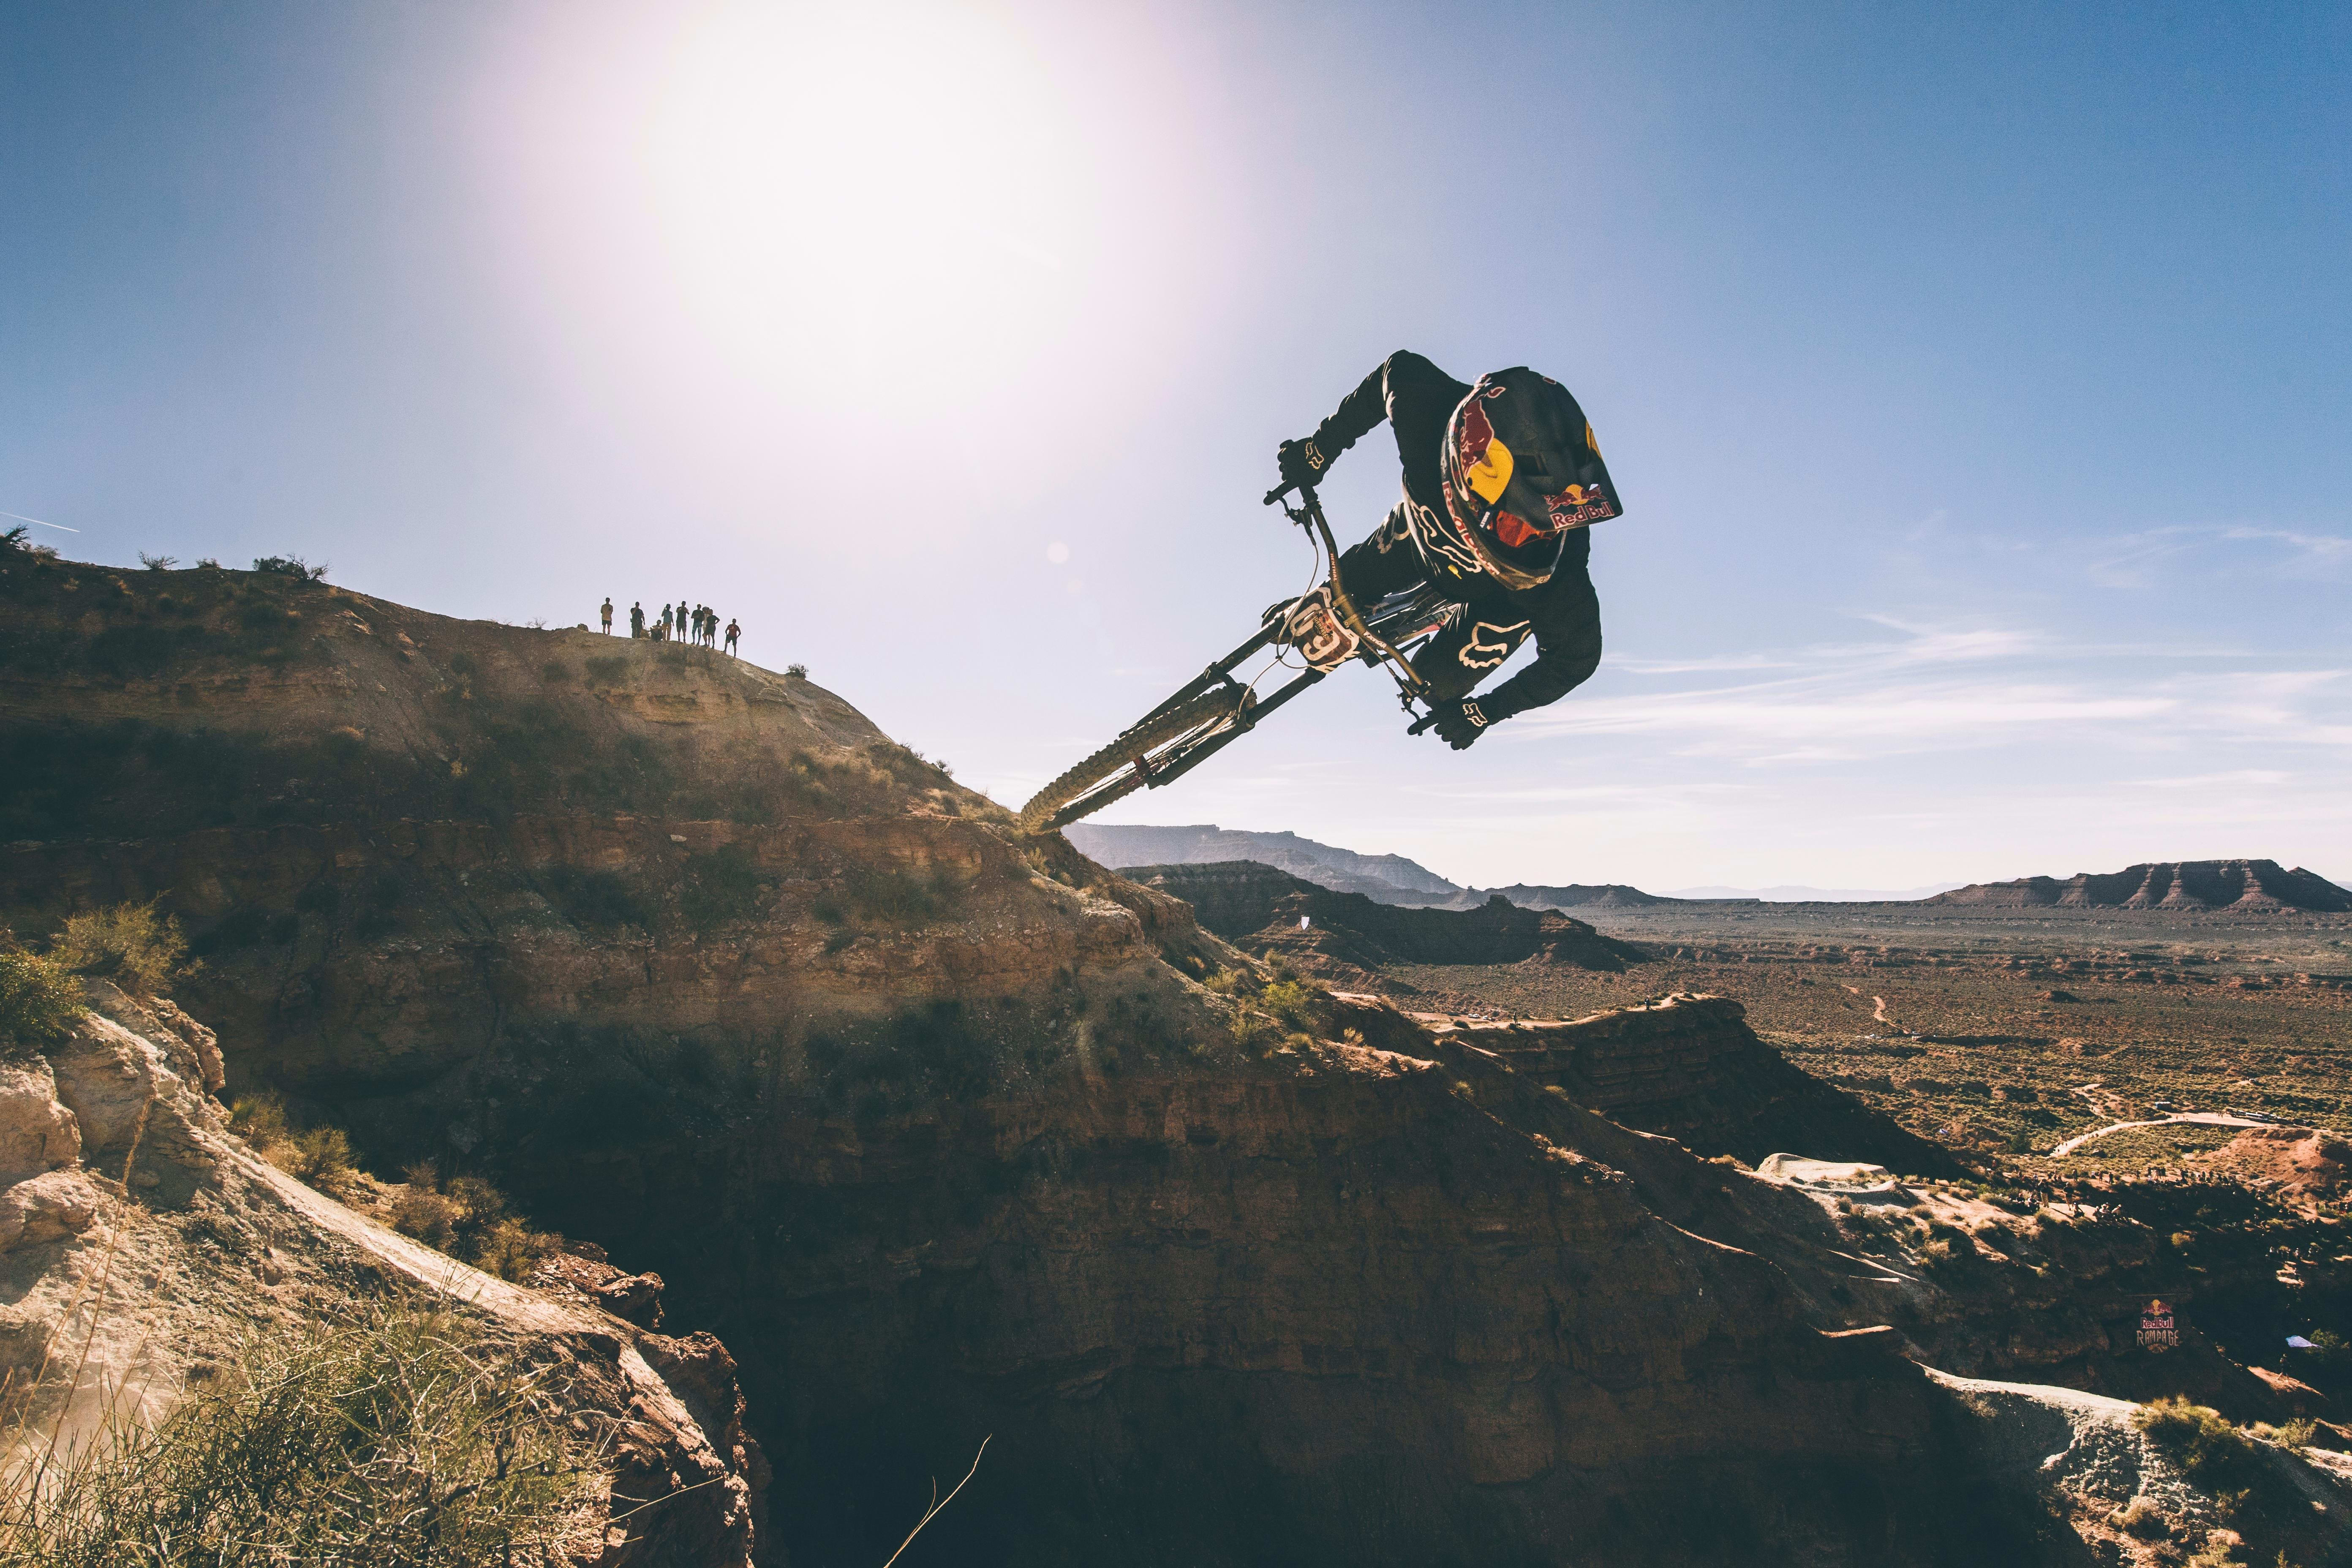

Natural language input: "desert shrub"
[539,659,569,683]
[249,554,327,581]
[136,552,175,571]
[228,1096,357,1192]
[785,662,807,678]
[583,655,626,684]
[226,1093,289,1147]
[277,1127,355,1190]
[390,1167,559,1284]
[2133,1396,2257,1484]
[390,1184,460,1252]
[2250,1417,2316,1448]
[1257,980,1318,1033]
[0,949,83,1059]
[50,901,190,996]
[0,1299,594,1564]
[2106,1494,2171,1539]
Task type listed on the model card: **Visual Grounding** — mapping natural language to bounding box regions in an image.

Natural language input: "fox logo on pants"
[1458,618,1531,671]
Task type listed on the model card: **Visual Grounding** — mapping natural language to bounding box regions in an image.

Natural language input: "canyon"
[4,553,2349,1564]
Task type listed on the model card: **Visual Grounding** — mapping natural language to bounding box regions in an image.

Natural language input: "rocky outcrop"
[1414,992,1958,1174]
[1128,860,1646,972]
[1935,1371,2352,1565]
[1927,859,2352,912]
[0,985,767,1564]
[0,559,2178,1563]
[0,1059,81,1181]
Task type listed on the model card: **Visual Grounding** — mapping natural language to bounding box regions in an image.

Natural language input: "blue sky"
[5,1,2347,890]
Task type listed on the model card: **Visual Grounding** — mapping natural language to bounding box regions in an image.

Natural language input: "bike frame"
[1102,485,1446,797]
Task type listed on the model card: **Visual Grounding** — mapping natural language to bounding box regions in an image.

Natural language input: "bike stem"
[1270,485,1432,710]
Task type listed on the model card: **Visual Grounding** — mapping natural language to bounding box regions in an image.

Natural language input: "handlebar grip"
[1406,710,1437,736]
[1262,481,1297,506]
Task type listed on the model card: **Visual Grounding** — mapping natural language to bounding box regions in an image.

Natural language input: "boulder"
[0,1059,81,1184]
[46,1012,223,1201]
[0,1167,103,1252]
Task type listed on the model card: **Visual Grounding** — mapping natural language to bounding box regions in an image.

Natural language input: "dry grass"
[0,1300,598,1566]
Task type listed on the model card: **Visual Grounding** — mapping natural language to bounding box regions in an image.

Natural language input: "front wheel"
[1018,687,1249,835]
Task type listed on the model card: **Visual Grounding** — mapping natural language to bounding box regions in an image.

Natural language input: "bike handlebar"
[1263,480,1306,507]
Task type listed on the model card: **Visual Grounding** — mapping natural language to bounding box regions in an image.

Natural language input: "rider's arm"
[1474,566,1603,723]
[1306,351,1457,474]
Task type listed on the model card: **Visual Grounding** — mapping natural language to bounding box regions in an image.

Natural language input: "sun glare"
[640,2,1095,386]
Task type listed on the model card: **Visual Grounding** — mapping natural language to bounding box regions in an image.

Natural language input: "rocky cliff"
[1415,993,1957,1175]
[0,554,2270,1564]
[0,980,764,1562]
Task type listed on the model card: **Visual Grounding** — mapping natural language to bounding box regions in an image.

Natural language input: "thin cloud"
[1513,618,2352,766]
[2085,523,2352,588]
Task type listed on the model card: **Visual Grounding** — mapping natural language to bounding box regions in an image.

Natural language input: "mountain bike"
[1018,483,1448,835]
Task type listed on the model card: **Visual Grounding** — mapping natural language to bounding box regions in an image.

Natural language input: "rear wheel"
[1018,688,1248,835]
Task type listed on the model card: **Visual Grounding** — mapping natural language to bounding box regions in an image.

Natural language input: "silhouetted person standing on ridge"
[630,601,645,638]
[724,617,739,657]
[600,596,613,634]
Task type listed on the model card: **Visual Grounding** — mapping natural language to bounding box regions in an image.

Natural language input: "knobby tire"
[1018,688,1246,835]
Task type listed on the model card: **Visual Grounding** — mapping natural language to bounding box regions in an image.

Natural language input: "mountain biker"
[1272,352,1617,749]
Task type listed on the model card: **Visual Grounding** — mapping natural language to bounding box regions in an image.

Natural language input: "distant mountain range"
[1070,824,2351,917]
[1664,883,1965,903]
[1926,860,2350,913]
[1065,824,1465,904]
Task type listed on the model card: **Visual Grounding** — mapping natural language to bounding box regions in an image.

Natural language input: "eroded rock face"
[0,572,2075,1563]
[0,1166,102,1252]
[0,991,768,1566]
[1436,992,1957,1173]
[47,999,225,1203]
[0,1058,80,1182]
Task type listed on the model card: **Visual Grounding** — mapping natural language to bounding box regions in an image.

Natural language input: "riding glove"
[1276,436,1334,495]
[1429,697,1494,750]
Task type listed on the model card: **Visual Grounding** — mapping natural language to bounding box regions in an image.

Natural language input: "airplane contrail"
[0,509,79,533]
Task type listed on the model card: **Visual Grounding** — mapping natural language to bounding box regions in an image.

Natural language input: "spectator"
[724,617,740,657]
[629,601,645,638]
[600,596,613,634]
[701,604,715,646]
[659,603,674,642]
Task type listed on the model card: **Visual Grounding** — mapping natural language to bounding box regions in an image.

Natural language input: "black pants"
[1335,503,1542,701]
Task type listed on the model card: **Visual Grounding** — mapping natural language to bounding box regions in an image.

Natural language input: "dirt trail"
[2050,1111,2308,1158]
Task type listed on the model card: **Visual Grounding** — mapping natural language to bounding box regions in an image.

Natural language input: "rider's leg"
[1331,501,1429,602]
[1274,500,1429,629]
[1412,599,1535,700]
